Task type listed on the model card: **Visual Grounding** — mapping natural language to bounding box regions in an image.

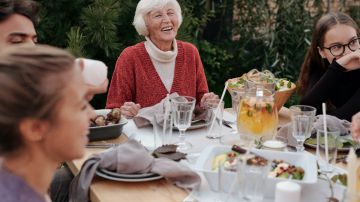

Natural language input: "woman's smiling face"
[146,4,179,50]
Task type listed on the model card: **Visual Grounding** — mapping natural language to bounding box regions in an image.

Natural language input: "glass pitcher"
[237,87,278,141]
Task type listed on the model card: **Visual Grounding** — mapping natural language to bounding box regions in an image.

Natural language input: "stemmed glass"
[171,96,196,152]
[289,105,316,152]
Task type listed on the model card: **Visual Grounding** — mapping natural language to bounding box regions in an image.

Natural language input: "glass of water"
[290,105,316,152]
[238,156,270,201]
[316,127,340,173]
[171,96,196,152]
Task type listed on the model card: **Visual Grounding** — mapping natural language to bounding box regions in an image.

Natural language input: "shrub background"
[36,0,360,109]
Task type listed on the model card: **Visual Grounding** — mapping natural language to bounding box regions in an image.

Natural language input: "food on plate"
[246,155,268,166]
[268,160,305,180]
[231,145,247,154]
[211,146,305,181]
[152,144,186,161]
[305,136,358,149]
[212,152,238,171]
[94,115,106,126]
[91,108,122,126]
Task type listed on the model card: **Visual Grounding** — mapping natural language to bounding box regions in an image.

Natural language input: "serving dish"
[195,145,317,195]
[89,109,128,142]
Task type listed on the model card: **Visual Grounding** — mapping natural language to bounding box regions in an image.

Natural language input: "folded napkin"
[69,139,201,202]
[133,93,179,128]
[278,115,352,146]
[133,93,209,128]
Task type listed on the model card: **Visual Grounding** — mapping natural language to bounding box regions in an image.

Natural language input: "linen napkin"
[133,93,209,128]
[68,139,201,202]
[133,93,179,128]
[277,114,352,146]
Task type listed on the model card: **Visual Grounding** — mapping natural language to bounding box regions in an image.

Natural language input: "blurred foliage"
[35,0,359,109]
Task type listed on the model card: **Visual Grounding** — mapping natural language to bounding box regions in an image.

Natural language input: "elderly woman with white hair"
[106,0,217,118]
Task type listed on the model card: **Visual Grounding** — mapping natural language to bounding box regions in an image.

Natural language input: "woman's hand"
[351,112,360,141]
[200,92,219,108]
[336,49,360,71]
[121,102,141,119]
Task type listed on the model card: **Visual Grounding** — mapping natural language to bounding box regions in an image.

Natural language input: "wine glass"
[171,96,196,152]
[237,87,278,148]
[289,105,316,152]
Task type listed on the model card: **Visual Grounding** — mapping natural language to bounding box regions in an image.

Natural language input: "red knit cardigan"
[106,40,209,108]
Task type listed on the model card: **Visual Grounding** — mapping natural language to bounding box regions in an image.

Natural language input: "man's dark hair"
[0,0,39,25]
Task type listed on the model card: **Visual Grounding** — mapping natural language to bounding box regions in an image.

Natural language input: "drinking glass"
[237,87,278,147]
[316,127,340,173]
[229,88,245,114]
[290,105,316,152]
[153,112,173,147]
[171,96,196,152]
[237,156,270,201]
[204,100,224,139]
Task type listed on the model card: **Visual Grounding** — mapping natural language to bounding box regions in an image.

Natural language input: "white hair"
[133,0,183,36]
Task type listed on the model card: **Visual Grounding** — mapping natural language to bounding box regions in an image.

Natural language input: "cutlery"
[222,120,237,133]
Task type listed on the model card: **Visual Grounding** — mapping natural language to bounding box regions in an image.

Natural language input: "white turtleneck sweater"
[144,37,177,92]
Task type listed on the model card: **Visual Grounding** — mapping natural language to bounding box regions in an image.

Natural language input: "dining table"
[66,107,347,202]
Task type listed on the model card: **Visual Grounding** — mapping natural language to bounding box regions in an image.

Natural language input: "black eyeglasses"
[321,37,360,57]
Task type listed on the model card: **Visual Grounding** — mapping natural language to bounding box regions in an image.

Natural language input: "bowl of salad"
[227,69,296,111]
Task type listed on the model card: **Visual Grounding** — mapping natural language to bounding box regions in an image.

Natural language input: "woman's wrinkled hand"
[200,92,219,108]
[121,102,141,119]
[336,49,360,71]
[351,112,360,141]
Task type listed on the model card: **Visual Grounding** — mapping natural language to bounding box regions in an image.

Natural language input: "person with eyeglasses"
[298,12,360,121]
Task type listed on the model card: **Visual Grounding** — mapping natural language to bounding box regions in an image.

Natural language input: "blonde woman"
[0,45,94,202]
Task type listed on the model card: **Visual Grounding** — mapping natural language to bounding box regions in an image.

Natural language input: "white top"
[144,37,177,92]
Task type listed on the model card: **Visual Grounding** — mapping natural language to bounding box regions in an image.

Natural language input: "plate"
[99,168,157,179]
[304,135,356,152]
[174,120,210,130]
[96,170,163,182]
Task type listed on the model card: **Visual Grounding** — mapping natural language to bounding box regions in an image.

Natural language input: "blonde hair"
[133,0,182,36]
[0,44,75,155]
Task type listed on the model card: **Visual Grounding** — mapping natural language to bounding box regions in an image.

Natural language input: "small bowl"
[89,109,128,142]
[260,136,288,151]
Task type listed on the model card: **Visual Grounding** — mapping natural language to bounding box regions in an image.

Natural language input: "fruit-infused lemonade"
[237,96,278,138]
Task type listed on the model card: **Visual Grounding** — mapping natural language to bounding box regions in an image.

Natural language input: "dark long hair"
[298,12,359,95]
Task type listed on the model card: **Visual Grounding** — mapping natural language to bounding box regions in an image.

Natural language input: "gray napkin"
[69,139,201,202]
[133,93,179,128]
[277,115,352,146]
